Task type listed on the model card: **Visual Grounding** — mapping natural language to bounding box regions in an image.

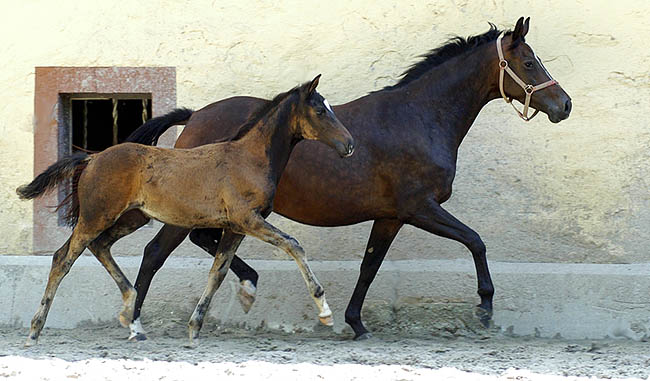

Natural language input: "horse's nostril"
[564,99,572,114]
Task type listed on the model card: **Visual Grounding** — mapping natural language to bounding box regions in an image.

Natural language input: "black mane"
[383,24,514,91]
[231,86,300,141]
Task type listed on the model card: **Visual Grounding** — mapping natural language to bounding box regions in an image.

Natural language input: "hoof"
[354,332,373,341]
[24,337,38,347]
[188,325,201,347]
[475,306,493,328]
[237,280,257,314]
[128,318,147,341]
[185,334,200,348]
[128,333,148,342]
[319,314,334,327]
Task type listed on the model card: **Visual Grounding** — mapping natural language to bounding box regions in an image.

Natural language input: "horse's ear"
[512,16,525,41]
[307,74,321,96]
[522,17,530,37]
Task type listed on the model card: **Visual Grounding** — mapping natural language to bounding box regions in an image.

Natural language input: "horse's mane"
[382,24,517,91]
[230,86,300,141]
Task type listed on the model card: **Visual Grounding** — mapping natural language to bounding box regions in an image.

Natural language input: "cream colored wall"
[1,1,648,263]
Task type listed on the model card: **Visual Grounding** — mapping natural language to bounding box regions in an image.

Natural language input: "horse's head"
[498,17,572,123]
[294,75,355,157]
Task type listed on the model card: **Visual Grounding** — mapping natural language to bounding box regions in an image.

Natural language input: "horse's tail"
[16,153,91,227]
[125,107,194,146]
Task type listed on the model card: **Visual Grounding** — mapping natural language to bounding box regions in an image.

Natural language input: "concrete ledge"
[1,256,649,340]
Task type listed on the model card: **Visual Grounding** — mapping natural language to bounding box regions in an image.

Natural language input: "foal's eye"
[524,61,534,69]
[316,108,325,115]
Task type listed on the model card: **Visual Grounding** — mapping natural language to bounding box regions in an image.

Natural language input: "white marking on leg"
[319,299,332,318]
[367,247,374,254]
[317,297,334,326]
[237,279,257,313]
[128,318,146,340]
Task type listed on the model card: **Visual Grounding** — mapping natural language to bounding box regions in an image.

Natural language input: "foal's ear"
[512,16,527,41]
[307,74,321,96]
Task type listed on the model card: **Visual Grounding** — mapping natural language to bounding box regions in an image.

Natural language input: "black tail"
[17,153,90,227]
[17,153,89,200]
[125,107,194,146]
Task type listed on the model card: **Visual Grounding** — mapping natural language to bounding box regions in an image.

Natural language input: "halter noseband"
[496,32,558,121]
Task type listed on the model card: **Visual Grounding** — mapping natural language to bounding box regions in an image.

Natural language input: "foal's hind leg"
[243,216,333,326]
[26,227,98,346]
[87,212,150,332]
[188,230,244,345]
[190,228,259,313]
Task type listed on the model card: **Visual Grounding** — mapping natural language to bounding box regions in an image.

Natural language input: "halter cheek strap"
[496,32,558,121]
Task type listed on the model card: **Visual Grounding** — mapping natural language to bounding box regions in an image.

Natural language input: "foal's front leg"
[243,215,333,326]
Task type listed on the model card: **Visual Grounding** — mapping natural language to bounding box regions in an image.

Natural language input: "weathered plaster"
[0,1,648,264]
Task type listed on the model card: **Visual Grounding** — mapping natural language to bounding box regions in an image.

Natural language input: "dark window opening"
[57,94,152,226]
[70,97,152,153]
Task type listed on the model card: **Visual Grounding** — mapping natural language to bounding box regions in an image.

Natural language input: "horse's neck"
[237,108,297,184]
[386,42,501,147]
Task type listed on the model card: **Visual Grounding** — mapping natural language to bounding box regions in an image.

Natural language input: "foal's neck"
[393,41,502,146]
[237,98,300,184]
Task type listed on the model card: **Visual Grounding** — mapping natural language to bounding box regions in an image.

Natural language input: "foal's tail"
[125,107,194,146]
[16,153,90,227]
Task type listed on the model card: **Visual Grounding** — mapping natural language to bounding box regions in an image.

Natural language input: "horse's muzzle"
[342,143,355,158]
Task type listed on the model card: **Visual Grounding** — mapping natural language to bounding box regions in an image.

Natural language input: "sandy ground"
[0,320,649,381]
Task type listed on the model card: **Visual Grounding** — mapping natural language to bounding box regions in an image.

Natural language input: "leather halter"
[496,32,558,121]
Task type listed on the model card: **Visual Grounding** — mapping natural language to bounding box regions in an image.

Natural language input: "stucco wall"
[1,1,648,264]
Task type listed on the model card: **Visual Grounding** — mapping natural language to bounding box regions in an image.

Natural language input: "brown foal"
[17,75,355,346]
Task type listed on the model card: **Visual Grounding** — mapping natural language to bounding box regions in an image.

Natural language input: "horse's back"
[176,96,267,149]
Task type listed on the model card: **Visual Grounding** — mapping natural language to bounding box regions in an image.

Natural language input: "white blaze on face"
[323,98,333,113]
[533,50,553,80]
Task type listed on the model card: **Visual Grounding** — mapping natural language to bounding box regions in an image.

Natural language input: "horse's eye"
[316,108,325,115]
[524,61,534,69]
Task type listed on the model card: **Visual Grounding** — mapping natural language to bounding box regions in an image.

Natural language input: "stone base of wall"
[1,256,649,341]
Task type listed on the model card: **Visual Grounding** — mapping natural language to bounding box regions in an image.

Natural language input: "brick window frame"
[33,67,176,253]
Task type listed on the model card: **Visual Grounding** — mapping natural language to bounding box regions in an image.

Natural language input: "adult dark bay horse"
[125,17,572,340]
[17,76,354,346]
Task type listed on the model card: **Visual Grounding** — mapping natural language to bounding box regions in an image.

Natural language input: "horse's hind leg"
[26,226,99,346]
[189,228,259,313]
[188,230,244,345]
[132,224,190,338]
[345,218,403,340]
[243,216,332,326]
[87,211,150,334]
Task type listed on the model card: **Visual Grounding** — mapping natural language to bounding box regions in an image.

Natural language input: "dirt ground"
[1,319,649,381]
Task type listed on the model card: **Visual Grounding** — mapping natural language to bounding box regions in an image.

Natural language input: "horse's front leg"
[187,230,244,346]
[189,228,259,313]
[407,198,494,326]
